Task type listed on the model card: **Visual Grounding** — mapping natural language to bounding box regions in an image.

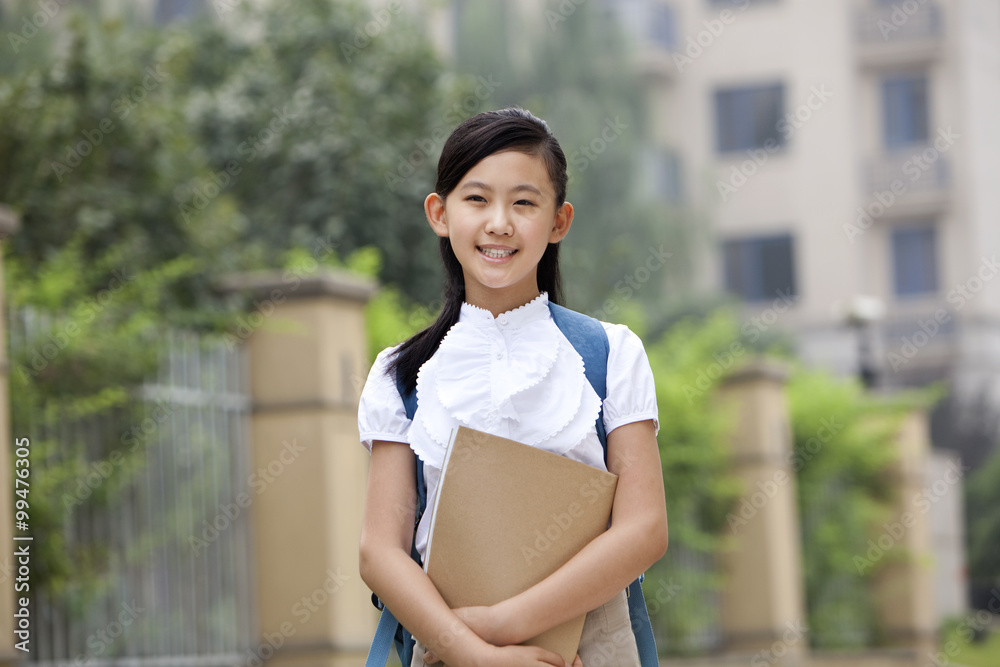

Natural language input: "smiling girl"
[359,108,668,667]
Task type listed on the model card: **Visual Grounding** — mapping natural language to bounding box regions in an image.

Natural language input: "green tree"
[787,371,934,648]
[176,0,451,302]
[3,0,455,307]
[0,0,451,605]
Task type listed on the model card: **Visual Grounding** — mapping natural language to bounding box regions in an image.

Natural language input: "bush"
[788,370,936,648]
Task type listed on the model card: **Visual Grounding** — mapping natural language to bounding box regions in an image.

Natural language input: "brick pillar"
[717,360,808,667]
[872,411,936,657]
[0,206,19,667]
[218,269,378,667]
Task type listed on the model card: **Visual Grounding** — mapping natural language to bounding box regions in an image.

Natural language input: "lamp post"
[845,295,885,389]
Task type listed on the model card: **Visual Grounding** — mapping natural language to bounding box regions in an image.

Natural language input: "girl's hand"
[422,644,582,666]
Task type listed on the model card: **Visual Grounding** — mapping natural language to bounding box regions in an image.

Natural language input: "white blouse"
[357,292,659,559]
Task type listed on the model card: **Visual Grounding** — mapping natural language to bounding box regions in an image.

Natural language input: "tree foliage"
[0,0,449,603]
[2,0,455,307]
[175,0,448,301]
[787,371,935,648]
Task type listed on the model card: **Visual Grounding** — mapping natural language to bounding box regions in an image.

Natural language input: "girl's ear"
[425,193,448,238]
[549,201,574,244]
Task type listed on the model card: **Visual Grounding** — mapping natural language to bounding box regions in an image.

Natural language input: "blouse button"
[499,316,509,326]
[496,352,504,360]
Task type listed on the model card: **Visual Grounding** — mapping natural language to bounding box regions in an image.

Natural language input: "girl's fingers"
[571,655,583,667]
[537,648,569,666]
[421,650,438,663]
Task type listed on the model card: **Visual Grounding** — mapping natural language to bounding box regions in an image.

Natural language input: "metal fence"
[799,474,877,649]
[10,309,256,667]
[645,542,723,656]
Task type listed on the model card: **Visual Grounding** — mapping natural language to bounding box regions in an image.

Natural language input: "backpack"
[364,302,659,667]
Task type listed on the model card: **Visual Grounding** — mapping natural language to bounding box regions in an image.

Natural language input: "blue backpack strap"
[395,380,427,531]
[548,302,659,667]
[628,576,659,667]
[365,606,403,667]
[547,302,609,463]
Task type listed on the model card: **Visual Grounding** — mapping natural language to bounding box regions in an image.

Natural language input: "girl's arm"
[461,419,669,647]
[359,439,572,667]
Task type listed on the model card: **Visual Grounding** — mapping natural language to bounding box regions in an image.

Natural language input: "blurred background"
[1,0,998,665]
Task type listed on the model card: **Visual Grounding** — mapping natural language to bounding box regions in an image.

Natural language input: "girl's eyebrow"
[460,180,544,196]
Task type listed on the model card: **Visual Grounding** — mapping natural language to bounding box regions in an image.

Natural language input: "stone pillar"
[717,360,808,666]
[872,411,936,657]
[217,269,378,667]
[0,206,19,667]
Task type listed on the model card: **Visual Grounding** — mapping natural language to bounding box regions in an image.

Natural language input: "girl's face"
[425,150,573,315]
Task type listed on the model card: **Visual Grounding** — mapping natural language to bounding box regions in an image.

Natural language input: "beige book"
[424,426,618,665]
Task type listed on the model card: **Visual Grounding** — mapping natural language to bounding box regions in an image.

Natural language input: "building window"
[882,74,929,149]
[714,83,785,154]
[723,233,797,302]
[891,226,937,297]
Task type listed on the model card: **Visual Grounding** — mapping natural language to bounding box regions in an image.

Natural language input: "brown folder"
[423,426,618,665]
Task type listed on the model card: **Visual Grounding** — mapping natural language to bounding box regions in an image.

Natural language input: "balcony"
[864,144,951,217]
[856,1,944,68]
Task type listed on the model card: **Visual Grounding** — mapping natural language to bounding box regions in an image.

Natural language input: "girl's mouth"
[478,246,517,260]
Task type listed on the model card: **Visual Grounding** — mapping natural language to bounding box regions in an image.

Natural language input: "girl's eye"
[514,200,536,207]
[465,195,487,203]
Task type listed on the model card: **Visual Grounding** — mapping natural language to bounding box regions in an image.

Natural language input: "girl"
[359,107,668,667]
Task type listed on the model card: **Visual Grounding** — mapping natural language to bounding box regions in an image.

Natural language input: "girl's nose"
[484,206,514,236]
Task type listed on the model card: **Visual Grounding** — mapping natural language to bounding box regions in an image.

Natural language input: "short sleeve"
[601,323,660,435]
[357,346,411,452]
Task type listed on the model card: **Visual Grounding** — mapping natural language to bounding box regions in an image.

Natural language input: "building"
[639,0,1000,463]
[623,0,997,616]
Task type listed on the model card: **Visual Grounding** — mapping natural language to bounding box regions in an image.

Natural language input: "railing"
[646,542,724,656]
[865,146,950,200]
[857,1,943,44]
[10,309,256,667]
[800,475,877,648]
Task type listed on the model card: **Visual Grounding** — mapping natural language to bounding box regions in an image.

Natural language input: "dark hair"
[388,107,568,394]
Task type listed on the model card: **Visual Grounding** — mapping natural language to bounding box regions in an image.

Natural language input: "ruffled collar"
[407,291,602,470]
[457,291,551,328]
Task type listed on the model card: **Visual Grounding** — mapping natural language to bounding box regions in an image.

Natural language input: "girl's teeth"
[480,248,515,259]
